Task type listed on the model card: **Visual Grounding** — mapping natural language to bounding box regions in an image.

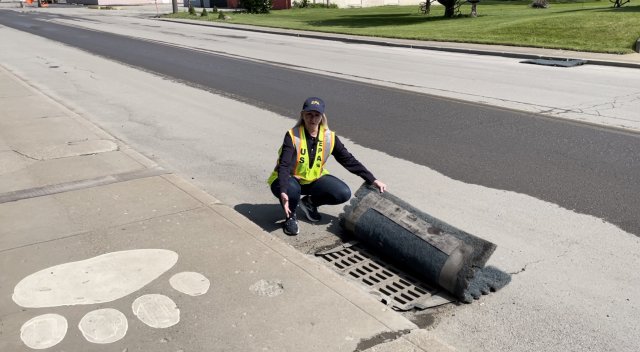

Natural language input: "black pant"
[270,175,352,215]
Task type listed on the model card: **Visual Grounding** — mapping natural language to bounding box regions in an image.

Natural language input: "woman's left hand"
[372,180,387,193]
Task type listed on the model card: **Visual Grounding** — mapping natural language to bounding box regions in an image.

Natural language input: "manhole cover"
[520,58,587,67]
[316,242,453,311]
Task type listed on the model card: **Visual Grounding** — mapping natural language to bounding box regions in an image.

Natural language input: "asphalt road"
[1,10,639,235]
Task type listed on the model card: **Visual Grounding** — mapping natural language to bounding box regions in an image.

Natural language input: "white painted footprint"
[13,249,209,349]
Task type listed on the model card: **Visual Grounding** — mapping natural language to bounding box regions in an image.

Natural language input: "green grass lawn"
[165,1,640,54]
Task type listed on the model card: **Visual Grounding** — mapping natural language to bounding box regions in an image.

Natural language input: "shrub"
[292,0,308,7]
[201,8,208,16]
[240,0,272,13]
[531,0,549,7]
[293,0,337,8]
[188,4,196,15]
[211,6,218,12]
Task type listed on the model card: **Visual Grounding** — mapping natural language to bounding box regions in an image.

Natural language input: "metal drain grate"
[520,58,587,67]
[317,242,453,311]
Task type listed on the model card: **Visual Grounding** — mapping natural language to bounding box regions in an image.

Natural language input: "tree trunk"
[444,5,455,17]
[437,0,456,17]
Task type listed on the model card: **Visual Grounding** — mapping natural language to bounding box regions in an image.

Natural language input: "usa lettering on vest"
[267,125,335,186]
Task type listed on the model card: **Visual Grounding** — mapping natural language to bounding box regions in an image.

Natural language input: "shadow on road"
[234,203,353,253]
[234,203,347,232]
[234,203,284,233]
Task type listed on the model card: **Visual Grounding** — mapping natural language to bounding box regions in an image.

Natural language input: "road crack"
[509,259,543,275]
[11,149,39,161]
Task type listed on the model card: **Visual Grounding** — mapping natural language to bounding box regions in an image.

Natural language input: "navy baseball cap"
[302,97,325,114]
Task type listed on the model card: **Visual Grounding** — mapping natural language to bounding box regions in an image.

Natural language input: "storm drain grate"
[317,242,453,311]
[520,58,588,67]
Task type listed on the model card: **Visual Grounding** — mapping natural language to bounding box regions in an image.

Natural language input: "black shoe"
[283,215,299,236]
[300,196,321,222]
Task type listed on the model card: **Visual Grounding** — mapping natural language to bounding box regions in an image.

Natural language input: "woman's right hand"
[280,192,291,218]
[372,179,387,193]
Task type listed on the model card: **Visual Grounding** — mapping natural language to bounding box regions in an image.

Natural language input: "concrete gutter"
[157,18,640,69]
[0,63,455,352]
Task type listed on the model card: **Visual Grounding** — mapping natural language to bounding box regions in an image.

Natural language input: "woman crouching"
[267,97,386,235]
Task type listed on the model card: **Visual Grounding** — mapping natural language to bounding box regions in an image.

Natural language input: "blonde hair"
[294,111,329,129]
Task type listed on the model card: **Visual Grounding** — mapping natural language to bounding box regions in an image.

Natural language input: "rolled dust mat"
[340,184,508,302]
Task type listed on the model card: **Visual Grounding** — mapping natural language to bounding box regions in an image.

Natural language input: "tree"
[610,0,630,7]
[437,0,457,17]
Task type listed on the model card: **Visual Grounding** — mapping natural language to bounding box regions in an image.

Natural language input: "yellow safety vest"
[267,125,336,186]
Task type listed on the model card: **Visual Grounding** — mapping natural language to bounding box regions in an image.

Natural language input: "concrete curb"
[2,64,434,350]
[160,172,454,350]
[0,65,116,143]
[4,65,408,329]
[160,173,421,333]
[0,64,163,173]
[157,18,640,69]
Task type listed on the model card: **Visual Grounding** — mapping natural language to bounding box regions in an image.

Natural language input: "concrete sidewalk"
[158,16,640,69]
[0,66,454,351]
[6,4,640,68]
